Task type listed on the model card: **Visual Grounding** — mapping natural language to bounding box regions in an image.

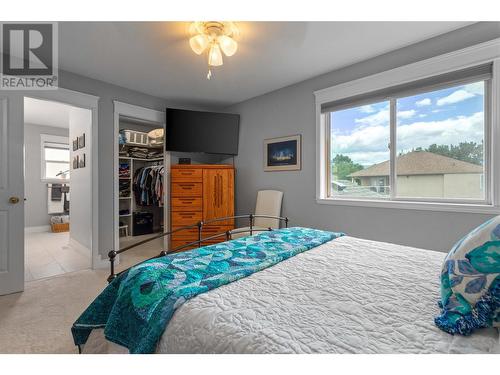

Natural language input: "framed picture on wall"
[78,134,85,149]
[73,155,79,170]
[264,134,301,172]
[73,139,78,151]
[79,153,86,168]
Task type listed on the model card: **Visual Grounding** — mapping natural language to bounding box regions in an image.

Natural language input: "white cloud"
[359,104,377,114]
[436,89,475,106]
[332,111,484,165]
[415,98,431,107]
[354,108,389,126]
[355,107,416,127]
[397,110,416,119]
[463,82,484,95]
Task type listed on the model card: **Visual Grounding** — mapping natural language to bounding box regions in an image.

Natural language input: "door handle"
[8,197,20,204]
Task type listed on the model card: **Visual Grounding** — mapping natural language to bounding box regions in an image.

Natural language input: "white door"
[0,95,25,295]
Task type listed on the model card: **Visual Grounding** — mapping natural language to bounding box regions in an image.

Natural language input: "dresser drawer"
[170,237,228,253]
[171,197,202,211]
[171,168,203,182]
[171,224,233,239]
[171,182,202,197]
[172,211,202,226]
[200,224,234,238]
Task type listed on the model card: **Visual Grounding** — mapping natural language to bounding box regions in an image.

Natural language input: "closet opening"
[23,97,92,282]
[115,114,168,272]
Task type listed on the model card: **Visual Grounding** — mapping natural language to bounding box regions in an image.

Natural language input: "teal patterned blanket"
[72,227,343,353]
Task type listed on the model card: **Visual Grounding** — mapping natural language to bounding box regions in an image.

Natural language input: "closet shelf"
[119,197,132,200]
[119,156,163,162]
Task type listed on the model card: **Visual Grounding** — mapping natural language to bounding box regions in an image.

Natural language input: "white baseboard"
[25,225,50,233]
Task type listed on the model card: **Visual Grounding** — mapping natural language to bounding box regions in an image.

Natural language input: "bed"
[80,234,500,354]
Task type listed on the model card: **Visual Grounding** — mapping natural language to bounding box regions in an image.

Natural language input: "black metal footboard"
[107,214,289,282]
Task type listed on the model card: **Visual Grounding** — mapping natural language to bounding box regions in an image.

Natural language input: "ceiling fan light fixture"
[208,43,223,66]
[218,35,238,57]
[188,21,239,78]
[189,34,209,55]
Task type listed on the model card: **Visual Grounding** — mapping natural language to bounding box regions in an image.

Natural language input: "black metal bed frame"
[107,214,289,282]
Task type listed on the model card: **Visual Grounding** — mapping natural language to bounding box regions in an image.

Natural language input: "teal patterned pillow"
[435,216,500,335]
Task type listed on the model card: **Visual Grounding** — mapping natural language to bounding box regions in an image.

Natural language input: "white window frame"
[40,134,70,183]
[314,38,500,214]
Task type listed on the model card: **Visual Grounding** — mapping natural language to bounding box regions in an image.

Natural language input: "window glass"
[42,142,70,180]
[45,161,70,179]
[396,81,485,200]
[44,146,70,162]
[329,100,390,198]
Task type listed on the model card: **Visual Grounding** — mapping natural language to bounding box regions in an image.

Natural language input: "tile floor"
[25,231,91,281]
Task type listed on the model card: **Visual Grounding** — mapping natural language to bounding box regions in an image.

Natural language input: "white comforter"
[84,236,500,354]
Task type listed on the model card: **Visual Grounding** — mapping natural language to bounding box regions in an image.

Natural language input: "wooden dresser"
[170,164,235,251]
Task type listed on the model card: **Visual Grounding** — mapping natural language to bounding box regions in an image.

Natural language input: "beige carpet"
[0,240,163,353]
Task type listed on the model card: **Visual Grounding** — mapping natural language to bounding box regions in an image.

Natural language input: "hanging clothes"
[132,165,164,207]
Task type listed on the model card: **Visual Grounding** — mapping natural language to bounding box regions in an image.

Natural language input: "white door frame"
[113,101,169,262]
[25,88,101,269]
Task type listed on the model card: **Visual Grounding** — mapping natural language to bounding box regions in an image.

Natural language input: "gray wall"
[24,123,69,228]
[227,22,500,252]
[57,70,218,257]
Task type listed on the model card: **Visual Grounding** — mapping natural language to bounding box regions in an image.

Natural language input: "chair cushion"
[254,190,283,228]
[435,216,500,335]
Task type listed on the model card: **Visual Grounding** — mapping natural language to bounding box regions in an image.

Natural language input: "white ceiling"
[24,97,72,128]
[59,22,473,107]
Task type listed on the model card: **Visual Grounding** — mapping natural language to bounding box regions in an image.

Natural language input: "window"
[41,134,70,181]
[396,82,485,201]
[328,100,390,198]
[318,61,495,211]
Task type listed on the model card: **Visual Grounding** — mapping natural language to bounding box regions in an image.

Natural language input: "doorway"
[23,97,92,281]
[113,101,169,273]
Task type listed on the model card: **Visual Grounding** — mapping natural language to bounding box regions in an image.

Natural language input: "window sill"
[42,179,70,184]
[316,197,500,214]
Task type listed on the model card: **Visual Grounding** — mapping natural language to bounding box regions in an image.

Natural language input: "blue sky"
[330,81,485,166]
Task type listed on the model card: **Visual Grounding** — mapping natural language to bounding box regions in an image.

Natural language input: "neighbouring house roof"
[348,151,483,178]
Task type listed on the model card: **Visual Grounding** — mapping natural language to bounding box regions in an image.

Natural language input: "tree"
[332,154,364,181]
[426,142,483,165]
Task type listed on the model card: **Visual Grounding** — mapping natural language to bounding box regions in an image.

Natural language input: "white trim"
[24,225,50,233]
[25,88,100,270]
[113,101,168,265]
[314,38,500,102]
[315,39,500,213]
[316,198,500,215]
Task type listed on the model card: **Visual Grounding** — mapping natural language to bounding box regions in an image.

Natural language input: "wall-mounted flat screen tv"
[165,108,240,155]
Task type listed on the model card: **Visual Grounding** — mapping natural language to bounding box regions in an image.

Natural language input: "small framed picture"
[73,139,78,151]
[78,134,85,149]
[264,134,301,172]
[79,153,86,168]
